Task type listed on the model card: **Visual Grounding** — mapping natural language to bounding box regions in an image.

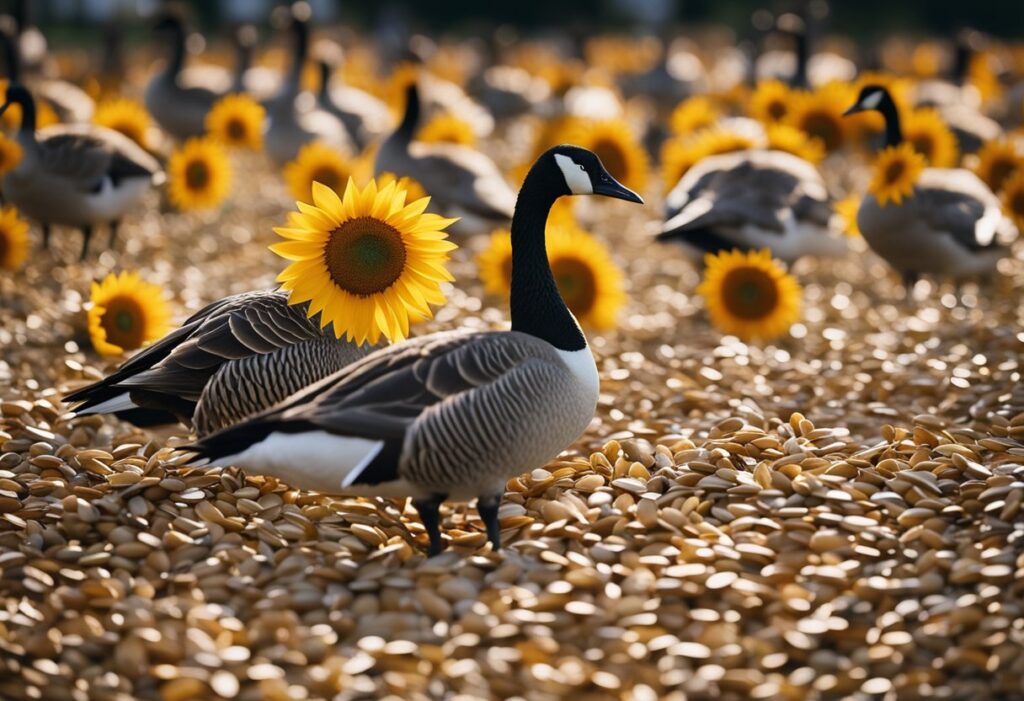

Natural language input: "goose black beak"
[0,101,10,119]
[593,174,644,204]
[842,104,863,116]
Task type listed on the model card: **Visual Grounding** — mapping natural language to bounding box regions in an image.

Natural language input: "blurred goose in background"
[63,290,372,437]
[263,7,351,165]
[0,83,162,259]
[0,18,93,123]
[230,23,279,101]
[756,12,855,88]
[658,148,844,263]
[844,85,1017,289]
[469,64,552,122]
[376,82,516,234]
[3,0,45,77]
[186,145,643,556]
[314,45,391,152]
[144,12,227,139]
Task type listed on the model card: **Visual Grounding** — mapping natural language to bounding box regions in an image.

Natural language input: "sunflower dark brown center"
[721,266,779,320]
[884,158,906,184]
[311,167,344,193]
[910,136,934,161]
[1010,190,1024,216]
[325,217,406,296]
[226,117,247,141]
[185,160,210,190]
[100,295,146,351]
[768,100,787,121]
[0,229,8,261]
[551,256,598,315]
[800,112,841,151]
[592,138,628,183]
[989,158,1017,191]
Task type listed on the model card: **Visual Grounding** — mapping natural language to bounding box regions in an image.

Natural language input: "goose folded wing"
[916,171,1014,250]
[39,128,158,188]
[408,143,516,219]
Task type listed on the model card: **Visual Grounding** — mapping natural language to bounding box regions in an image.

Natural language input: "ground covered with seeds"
[1,154,1024,701]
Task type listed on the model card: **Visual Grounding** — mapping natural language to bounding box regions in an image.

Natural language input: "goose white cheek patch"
[860,90,884,110]
[554,154,593,195]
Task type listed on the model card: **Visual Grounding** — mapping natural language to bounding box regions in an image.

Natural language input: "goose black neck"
[233,40,252,90]
[288,20,309,86]
[0,27,19,81]
[953,38,971,85]
[509,159,586,352]
[165,20,186,77]
[395,83,420,142]
[790,28,808,89]
[7,89,35,135]
[317,60,331,100]
[876,90,903,147]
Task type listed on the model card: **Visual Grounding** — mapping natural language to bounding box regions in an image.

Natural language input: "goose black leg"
[108,220,119,250]
[42,224,51,250]
[477,493,504,552]
[902,271,919,301]
[80,225,93,261]
[413,493,447,556]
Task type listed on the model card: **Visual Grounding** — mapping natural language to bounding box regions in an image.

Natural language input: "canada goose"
[144,13,226,140]
[658,148,844,263]
[263,9,351,165]
[0,83,162,259]
[314,50,390,152]
[844,85,1018,288]
[187,145,644,556]
[756,13,855,88]
[0,19,94,123]
[63,290,372,437]
[376,82,516,234]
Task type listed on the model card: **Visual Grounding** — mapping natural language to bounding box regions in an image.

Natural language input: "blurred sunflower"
[1001,171,1024,229]
[968,52,1003,105]
[766,124,825,164]
[668,96,719,136]
[833,195,861,237]
[477,220,625,329]
[660,128,756,190]
[868,143,925,206]
[785,82,852,152]
[271,179,458,345]
[748,80,792,125]
[93,98,152,149]
[87,271,172,357]
[205,93,265,150]
[284,142,355,201]
[973,140,1022,192]
[698,248,801,341]
[902,108,958,167]
[416,112,476,147]
[0,205,29,271]
[384,61,419,114]
[560,117,650,193]
[0,132,23,176]
[911,42,943,78]
[167,138,232,210]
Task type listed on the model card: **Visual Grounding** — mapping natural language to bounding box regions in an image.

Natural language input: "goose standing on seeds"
[0,83,162,258]
[187,145,644,556]
[843,85,1017,290]
[376,81,516,234]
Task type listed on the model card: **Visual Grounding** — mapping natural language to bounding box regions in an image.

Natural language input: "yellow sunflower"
[167,138,231,210]
[911,42,943,79]
[868,142,925,206]
[661,128,756,190]
[973,140,1022,192]
[93,98,152,149]
[0,132,23,176]
[784,82,852,152]
[698,249,801,341]
[416,112,476,147]
[902,108,958,167]
[968,52,1003,105]
[749,80,792,125]
[0,205,29,271]
[559,117,650,193]
[834,195,861,237]
[87,271,172,357]
[271,179,458,345]
[477,221,625,330]
[370,171,428,203]
[283,142,356,202]
[668,96,719,136]
[1001,171,1024,229]
[766,124,825,164]
[205,93,265,150]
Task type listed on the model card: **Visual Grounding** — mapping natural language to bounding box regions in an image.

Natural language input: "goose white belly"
[4,171,153,226]
[673,214,845,263]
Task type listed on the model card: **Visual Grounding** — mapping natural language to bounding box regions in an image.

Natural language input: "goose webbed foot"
[413,493,447,556]
[80,225,93,261]
[477,493,503,552]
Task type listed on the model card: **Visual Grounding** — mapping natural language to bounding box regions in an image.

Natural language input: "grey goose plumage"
[844,85,1017,288]
[0,83,162,259]
[314,53,390,152]
[375,82,516,234]
[63,289,372,437]
[188,145,644,556]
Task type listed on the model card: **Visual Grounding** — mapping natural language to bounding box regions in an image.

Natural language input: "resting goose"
[314,52,390,152]
[63,290,371,437]
[658,148,845,263]
[187,145,644,555]
[144,13,226,140]
[0,84,162,258]
[844,85,1017,288]
[376,82,516,234]
[263,10,351,165]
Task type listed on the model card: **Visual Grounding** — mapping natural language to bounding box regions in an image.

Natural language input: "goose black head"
[546,145,644,204]
[0,81,31,115]
[843,84,891,116]
[151,12,185,35]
